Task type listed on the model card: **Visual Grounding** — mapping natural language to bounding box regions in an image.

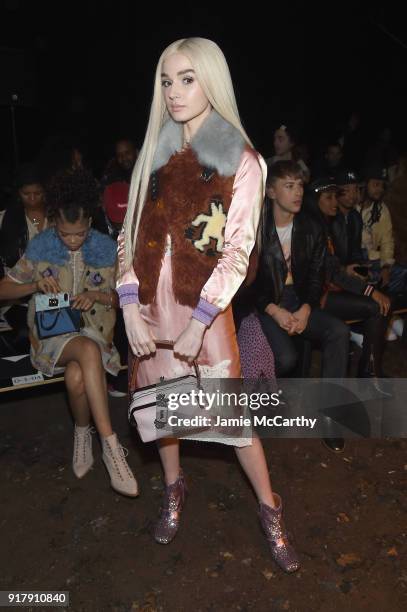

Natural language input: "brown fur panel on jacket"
[134,147,235,307]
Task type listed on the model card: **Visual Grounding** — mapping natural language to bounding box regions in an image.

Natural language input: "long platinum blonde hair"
[122,37,253,270]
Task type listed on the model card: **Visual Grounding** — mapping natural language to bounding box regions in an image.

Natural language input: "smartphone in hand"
[353,265,370,277]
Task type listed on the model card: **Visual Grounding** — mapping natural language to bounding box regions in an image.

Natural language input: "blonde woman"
[117,38,299,573]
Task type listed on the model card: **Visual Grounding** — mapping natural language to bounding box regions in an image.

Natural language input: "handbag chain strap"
[129,340,201,391]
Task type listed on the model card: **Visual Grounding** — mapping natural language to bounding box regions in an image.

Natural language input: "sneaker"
[350,331,364,348]
[107,384,127,398]
[102,433,138,497]
[73,424,94,478]
[393,318,404,338]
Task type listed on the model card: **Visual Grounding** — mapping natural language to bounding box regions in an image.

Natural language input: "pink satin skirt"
[136,253,241,385]
[134,254,251,447]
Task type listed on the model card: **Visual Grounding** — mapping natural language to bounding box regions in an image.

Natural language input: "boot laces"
[111,442,133,479]
[74,426,94,462]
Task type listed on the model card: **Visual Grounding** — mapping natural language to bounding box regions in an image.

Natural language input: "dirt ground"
[1,339,406,612]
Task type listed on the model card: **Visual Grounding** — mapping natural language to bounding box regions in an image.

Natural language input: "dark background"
[0,0,406,177]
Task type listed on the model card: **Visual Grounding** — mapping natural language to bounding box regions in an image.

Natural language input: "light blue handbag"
[35,296,82,339]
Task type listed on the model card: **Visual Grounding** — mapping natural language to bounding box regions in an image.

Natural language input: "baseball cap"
[103,181,129,224]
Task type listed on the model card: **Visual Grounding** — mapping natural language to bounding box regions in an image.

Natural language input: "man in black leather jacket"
[254,161,349,379]
[331,170,364,265]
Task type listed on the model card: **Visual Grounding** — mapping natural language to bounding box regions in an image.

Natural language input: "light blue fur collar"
[25,228,116,268]
[152,110,246,176]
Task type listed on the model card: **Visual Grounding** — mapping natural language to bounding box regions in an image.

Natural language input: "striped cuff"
[192,298,221,326]
[364,284,375,297]
[117,283,139,307]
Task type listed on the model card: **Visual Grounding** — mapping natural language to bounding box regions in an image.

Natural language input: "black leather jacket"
[0,202,29,274]
[330,209,363,265]
[254,203,326,312]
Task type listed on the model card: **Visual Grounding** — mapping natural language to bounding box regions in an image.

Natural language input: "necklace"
[27,214,44,228]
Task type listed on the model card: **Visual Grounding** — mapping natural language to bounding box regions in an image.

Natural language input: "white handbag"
[128,340,205,442]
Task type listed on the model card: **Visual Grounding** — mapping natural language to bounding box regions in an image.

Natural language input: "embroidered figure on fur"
[189,199,226,254]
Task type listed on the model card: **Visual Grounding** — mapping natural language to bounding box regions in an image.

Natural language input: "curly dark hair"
[47,169,100,223]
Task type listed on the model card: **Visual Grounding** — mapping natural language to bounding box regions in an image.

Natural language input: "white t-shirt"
[276,222,293,285]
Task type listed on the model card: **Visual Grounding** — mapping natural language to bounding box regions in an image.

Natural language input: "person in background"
[253,161,350,453]
[38,133,109,236]
[365,127,398,183]
[0,164,48,356]
[101,138,139,239]
[267,124,310,182]
[358,164,407,339]
[115,139,139,179]
[333,170,392,378]
[0,170,138,497]
[100,139,139,396]
[332,169,364,265]
[306,178,390,388]
[357,165,395,289]
[338,111,364,171]
[312,142,344,179]
[38,133,88,180]
[0,164,48,269]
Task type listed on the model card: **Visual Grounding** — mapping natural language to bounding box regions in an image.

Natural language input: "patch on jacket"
[185,198,227,256]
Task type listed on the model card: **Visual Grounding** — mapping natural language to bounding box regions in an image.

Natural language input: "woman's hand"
[36,277,61,294]
[123,303,156,356]
[71,291,98,311]
[174,318,206,363]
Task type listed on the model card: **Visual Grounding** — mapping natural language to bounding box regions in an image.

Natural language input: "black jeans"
[324,291,388,376]
[258,308,349,378]
[107,309,128,390]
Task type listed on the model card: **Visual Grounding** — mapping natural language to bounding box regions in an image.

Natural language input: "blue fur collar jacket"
[25,228,117,269]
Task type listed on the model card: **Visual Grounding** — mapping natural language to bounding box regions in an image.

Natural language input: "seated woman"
[0,163,48,264]
[0,164,48,356]
[0,171,138,497]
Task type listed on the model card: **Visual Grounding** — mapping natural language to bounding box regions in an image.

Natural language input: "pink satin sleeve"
[192,149,266,323]
[116,230,139,306]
